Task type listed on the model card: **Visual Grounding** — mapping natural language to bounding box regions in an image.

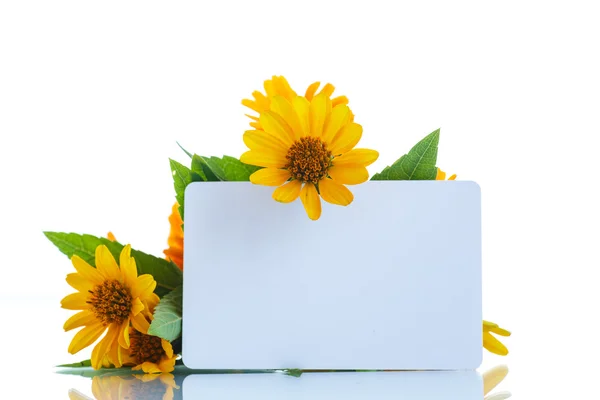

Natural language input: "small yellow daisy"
[241,76,378,220]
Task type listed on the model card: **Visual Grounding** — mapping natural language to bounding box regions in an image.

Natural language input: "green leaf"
[56,359,92,368]
[170,159,205,220]
[44,232,182,297]
[176,141,193,158]
[148,286,183,341]
[192,154,260,182]
[283,369,304,377]
[191,154,221,182]
[371,129,440,180]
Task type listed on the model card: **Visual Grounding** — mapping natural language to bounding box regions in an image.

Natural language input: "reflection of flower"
[241,76,379,220]
[88,373,179,400]
[483,320,511,356]
[483,365,511,399]
[61,245,158,369]
[163,203,184,270]
[436,168,456,180]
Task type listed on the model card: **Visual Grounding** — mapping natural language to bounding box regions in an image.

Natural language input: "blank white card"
[182,181,482,369]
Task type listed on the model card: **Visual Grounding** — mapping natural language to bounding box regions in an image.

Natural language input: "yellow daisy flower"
[436,168,457,180]
[483,320,511,356]
[240,77,379,220]
[105,297,177,373]
[242,75,349,130]
[163,203,184,270]
[61,244,158,369]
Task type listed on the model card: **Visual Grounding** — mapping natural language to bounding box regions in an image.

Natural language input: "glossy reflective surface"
[61,365,510,400]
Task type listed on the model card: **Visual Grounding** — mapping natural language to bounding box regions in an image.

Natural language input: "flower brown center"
[130,329,165,365]
[87,279,132,326]
[285,136,332,184]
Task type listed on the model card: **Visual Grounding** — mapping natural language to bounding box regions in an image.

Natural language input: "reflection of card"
[183,181,482,369]
[183,371,482,399]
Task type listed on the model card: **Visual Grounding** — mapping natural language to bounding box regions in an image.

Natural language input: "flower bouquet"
[48,76,510,374]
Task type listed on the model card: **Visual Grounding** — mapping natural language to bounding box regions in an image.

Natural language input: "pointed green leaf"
[170,158,204,220]
[191,154,221,181]
[56,359,92,368]
[176,141,193,158]
[192,155,260,181]
[148,286,183,341]
[44,232,182,297]
[371,129,440,180]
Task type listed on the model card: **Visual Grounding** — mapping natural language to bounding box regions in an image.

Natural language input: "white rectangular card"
[183,371,483,399]
[182,181,482,369]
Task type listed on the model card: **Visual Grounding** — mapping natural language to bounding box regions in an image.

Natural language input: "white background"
[1,0,599,398]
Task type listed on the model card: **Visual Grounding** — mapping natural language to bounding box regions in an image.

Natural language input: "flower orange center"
[130,329,165,365]
[87,279,132,326]
[285,137,332,184]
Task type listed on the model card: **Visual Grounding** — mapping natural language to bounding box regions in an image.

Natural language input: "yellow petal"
[260,110,295,145]
[264,78,276,97]
[242,98,261,113]
[250,90,270,111]
[300,183,322,220]
[145,293,160,315]
[140,361,163,374]
[331,95,349,107]
[318,83,335,97]
[240,150,287,169]
[107,336,124,368]
[243,130,288,153]
[91,324,119,369]
[292,96,310,136]
[272,180,302,203]
[71,256,103,285]
[334,149,379,167]
[449,174,457,180]
[66,273,94,293]
[483,365,509,395]
[158,357,177,373]
[131,297,145,316]
[309,93,331,137]
[162,339,174,359]
[270,95,303,141]
[95,245,120,280]
[490,326,511,337]
[61,292,90,310]
[64,310,96,331]
[119,245,138,289]
[132,312,150,334]
[319,178,354,206]
[273,76,297,100]
[250,168,291,186]
[329,122,363,155]
[322,104,351,143]
[328,165,369,185]
[131,274,156,299]
[304,81,320,101]
[436,168,446,180]
[118,319,130,349]
[483,331,509,356]
[68,323,106,354]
